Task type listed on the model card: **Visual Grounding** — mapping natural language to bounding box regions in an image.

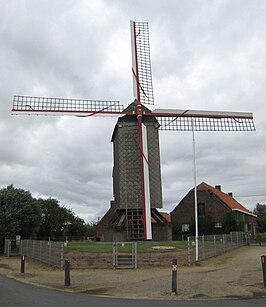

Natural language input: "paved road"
[0,274,266,307]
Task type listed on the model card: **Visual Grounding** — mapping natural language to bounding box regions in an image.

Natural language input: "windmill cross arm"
[11,95,128,117]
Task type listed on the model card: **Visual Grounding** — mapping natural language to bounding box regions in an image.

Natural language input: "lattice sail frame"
[158,116,255,131]
[151,109,255,131]
[131,21,154,105]
[12,95,124,116]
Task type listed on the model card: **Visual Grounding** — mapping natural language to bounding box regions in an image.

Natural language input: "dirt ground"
[0,245,266,300]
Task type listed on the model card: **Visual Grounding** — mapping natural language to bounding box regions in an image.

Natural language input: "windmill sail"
[151,109,255,131]
[131,21,154,105]
[12,95,125,117]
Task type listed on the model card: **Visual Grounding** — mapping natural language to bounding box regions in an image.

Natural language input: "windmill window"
[198,203,205,217]
[182,224,190,232]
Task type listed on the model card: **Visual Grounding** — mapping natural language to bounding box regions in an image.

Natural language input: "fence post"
[5,239,8,257]
[202,235,205,259]
[20,240,23,257]
[26,240,29,257]
[32,240,34,258]
[60,243,64,269]
[187,237,191,265]
[48,241,51,266]
[112,242,116,268]
[225,234,228,251]
[8,240,11,257]
[64,259,71,286]
[39,241,42,261]
[134,242,137,269]
[171,259,177,294]
[6,240,10,257]
[214,235,216,256]
[261,255,266,287]
[21,255,26,273]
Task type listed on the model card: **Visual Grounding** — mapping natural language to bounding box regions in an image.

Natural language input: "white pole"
[192,119,199,262]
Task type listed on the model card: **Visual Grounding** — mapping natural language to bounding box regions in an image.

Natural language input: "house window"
[198,203,205,217]
[182,224,190,232]
[215,222,222,228]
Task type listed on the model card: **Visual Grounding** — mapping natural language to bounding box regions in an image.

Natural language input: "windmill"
[12,21,255,241]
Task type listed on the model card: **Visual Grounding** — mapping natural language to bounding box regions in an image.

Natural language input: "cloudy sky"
[1,0,266,222]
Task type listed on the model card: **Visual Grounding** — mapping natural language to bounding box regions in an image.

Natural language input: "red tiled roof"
[151,212,171,223]
[160,212,171,222]
[197,182,256,217]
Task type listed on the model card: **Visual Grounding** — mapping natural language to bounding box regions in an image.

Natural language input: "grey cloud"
[0,0,265,221]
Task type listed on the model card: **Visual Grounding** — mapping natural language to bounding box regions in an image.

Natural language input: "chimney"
[228,192,233,197]
[215,185,221,191]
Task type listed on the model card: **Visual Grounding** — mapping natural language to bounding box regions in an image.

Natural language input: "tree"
[86,219,100,239]
[0,184,88,241]
[66,216,87,237]
[221,211,245,233]
[254,203,266,233]
[0,185,41,238]
[36,198,86,238]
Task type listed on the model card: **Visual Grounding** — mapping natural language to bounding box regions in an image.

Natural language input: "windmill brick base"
[97,201,172,242]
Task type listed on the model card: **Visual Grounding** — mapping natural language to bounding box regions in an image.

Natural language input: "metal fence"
[4,239,21,257]
[20,240,65,268]
[113,242,138,269]
[188,232,248,265]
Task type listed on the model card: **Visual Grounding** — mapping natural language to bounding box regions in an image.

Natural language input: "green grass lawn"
[66,241,187,253]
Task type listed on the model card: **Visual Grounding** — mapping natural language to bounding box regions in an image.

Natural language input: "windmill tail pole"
[136,100,149,240]
[136,101,153,241]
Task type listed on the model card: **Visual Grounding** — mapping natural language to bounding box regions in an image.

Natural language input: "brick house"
[171,182,257,239]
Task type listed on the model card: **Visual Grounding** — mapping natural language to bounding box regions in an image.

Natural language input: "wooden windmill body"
[12,21,255,241]
[109,100,164,240]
